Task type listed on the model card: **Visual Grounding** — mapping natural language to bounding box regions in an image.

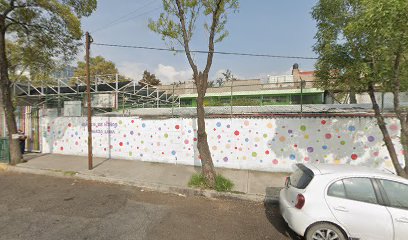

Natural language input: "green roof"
[178,88,324,98]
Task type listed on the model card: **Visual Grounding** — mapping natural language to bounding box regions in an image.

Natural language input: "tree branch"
[175,0,198,77]
[203,0,222,75]
[3,0,15,16]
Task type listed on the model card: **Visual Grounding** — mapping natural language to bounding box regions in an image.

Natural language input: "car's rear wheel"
[305,223,346,240]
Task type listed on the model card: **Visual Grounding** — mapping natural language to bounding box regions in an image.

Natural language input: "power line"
[92,42,318,60]
[92,0,160,34]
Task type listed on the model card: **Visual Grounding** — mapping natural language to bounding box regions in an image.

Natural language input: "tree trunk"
[368,84,407,178]
[0,18,22,165]
[349,90,357,104]
[195,73,216,188]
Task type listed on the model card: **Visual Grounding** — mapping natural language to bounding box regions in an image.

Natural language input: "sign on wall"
[64,101,82,117]
[84,94,115,108]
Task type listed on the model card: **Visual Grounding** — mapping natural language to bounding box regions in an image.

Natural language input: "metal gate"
[16,106,41,153]
[0,138,10,163]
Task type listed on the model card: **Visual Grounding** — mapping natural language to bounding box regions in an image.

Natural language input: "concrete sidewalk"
[10,153,287,201]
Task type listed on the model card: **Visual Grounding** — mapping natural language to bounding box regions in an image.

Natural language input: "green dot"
[263,134,268,138]
[141,141,144,144]
[118,120,122,124]
[164,133,168,138]
[252,152,257,157]
[340,141,346,145]
[300,125,307,131]
[129,152,132,156]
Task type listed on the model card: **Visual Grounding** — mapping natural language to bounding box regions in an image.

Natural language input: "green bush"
[188,173,234,192]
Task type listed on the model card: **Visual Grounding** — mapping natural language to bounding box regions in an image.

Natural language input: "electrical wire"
[92,0,160,34]
[92,42,318,60]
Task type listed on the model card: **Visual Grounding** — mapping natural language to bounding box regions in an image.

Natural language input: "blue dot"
[142,123,146,128]
[322,145,328,150]
[348,126,356,131]
[171,150,176,155]
[290,154,296,160]
[216,122,221,127]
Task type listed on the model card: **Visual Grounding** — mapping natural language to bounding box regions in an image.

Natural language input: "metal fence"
[121,80,404,117]
[12,78,407,118]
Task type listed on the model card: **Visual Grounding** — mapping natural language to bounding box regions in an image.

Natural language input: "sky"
[81,0,319,84]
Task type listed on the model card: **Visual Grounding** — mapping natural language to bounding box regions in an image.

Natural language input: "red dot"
[294,144,298,148]
[193,138,197,142]
[351,154,358,160]
[75,141,78,145]
[110,145,113,149]
[234,130,240,136]
[104,148,106,151]
[175,125,180,130]
[265,150,270,155]
[162,152,164,155]
[272,159,279,164]
[119,142,123,146]
[325,133,332,139]
[131,120,134,123]
[60,147,64,151]
[321,120,326,125]
[68,123,72,127]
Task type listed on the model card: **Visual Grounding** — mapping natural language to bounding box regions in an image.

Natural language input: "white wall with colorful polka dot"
[40,115,403,172]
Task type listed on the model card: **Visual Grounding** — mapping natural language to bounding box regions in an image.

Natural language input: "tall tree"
[149,0,239,187]
[313,0,408,177]
[7,40,58,85]
[139,70,161,86]
[0,0,97,164]
[73,55,120,83]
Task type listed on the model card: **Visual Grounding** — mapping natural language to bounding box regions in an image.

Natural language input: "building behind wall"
[157,64,325,107]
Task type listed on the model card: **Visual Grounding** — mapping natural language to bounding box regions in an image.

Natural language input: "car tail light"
[285,176,290,188]
[295,194,305,209]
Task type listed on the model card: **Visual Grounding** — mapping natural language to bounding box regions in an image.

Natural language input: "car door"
[325,177,393,240]
[377,179,408,240]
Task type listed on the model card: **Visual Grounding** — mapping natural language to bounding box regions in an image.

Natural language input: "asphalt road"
[0,172,299,240]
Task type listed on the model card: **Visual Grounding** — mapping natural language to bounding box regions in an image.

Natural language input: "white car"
[280,163,408,240]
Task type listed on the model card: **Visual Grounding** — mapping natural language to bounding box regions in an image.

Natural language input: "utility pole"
[86,32,93,170]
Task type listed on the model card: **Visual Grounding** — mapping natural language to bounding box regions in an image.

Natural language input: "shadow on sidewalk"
[93,158,111,169]
[23,153,49,162]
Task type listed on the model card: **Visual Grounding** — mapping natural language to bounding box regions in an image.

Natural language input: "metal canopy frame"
[12,74,180,110]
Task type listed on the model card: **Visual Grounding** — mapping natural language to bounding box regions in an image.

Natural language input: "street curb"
[4,165,280,204]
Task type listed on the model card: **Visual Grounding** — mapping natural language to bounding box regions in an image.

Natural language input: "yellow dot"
[267,123,273,129]
[335,159,341,164]
[304,134,309,139]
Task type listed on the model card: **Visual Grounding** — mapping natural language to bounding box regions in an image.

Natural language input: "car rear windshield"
[290,164,314,189]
